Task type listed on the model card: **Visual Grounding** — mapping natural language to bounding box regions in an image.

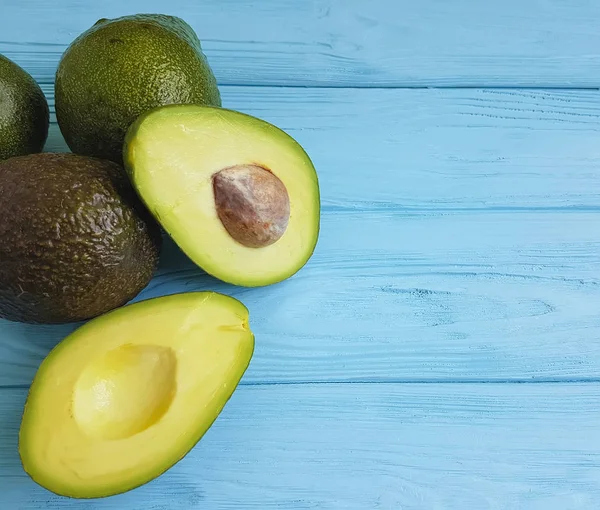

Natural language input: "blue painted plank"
[1,209,599,387]
[1,86,599,386]
[1,383,599,508]
[3,0,600,87]
[1,2,599,508]
[2,86,600,386]
[39,86,600,211]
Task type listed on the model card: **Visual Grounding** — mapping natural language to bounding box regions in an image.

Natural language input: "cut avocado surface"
[124,104,320,287]
[19,291,254,498]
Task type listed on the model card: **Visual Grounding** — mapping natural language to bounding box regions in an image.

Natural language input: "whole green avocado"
[0,54,49,160]
[55,14,221,164]
[0,152,162,324]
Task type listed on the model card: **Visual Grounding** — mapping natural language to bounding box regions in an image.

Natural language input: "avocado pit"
[212,164,290,248]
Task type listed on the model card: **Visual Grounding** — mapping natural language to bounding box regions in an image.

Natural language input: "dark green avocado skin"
[0,54,49,160]
[0,153,162,324]
[55,13,221,164]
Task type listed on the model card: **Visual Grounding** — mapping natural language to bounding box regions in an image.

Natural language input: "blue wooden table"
[2,1,600,508]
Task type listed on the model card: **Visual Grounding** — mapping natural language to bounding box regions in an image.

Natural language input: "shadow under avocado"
[0,320,80,386]
[148,232,243,300]
[155,230,198,275]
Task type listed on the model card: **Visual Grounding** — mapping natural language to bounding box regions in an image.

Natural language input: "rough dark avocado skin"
[0,54,49,160]
[0,153,162,324]
[55,14,221,164]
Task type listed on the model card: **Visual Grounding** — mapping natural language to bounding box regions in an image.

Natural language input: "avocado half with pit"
[124,104,320,286]
[19,291,254,498]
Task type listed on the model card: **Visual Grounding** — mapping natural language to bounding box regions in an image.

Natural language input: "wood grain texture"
[2,1,600,507]
[36,85,600,210]
[1,87,599,387]
[2,209,599,387]
[1,383,599,509]
[3,0,600,87]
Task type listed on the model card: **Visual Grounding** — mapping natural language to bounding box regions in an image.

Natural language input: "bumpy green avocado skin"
[0,153,162,324]
[55,14,221,164]
[0,54,49,160]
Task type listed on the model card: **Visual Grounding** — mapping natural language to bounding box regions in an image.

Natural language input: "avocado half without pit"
[19,291,254,498]
[124,104,321,286]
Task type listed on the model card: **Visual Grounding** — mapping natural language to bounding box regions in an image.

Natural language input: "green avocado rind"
[123,104,321,288]
[0,54,49,160]
[54,13,221,164]
[0,152,162,324]
[18,291,254,499]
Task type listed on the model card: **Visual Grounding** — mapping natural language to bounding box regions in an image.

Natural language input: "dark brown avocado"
[0,152,162,324]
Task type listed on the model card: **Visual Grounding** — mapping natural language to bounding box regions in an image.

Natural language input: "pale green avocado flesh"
[19,291,254,498]
[124,104,321,287]
[124,105,320,287]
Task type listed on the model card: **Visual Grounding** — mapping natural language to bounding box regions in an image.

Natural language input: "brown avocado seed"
[212,164,290,248]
